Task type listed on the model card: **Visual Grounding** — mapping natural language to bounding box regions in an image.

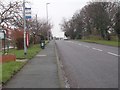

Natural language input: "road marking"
[71,41,75,43]
[78,44,82,45]
[83,45,89,48]
[107,52,119,57]
[36,55,47,57]
[16,59,28,62]
[67,41,72,43]
[92,48,103,51]
[67,41,74,43]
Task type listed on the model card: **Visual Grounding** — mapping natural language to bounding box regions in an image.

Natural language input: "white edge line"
[84,45,89,48]
[92,48,103,51]
[78,44,82,45]
[71,42,75,43]
[107,52,119,57]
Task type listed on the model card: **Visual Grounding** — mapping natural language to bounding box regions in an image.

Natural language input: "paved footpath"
[4,40,60,88]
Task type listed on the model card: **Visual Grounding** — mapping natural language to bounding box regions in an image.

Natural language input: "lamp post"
[23,0,27,55]
[46,3,50,41]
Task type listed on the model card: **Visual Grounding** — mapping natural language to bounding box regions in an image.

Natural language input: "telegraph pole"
[23,0,27,55]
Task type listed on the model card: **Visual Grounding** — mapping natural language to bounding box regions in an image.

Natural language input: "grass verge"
[0,64,2,84]
[1,44,42,84]
[80,39,119,47]
[8,44,41,59]
[1,61,25,84]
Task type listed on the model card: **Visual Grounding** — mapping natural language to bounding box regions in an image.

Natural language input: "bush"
[75,34,82,39]
[89,35,102,40]
[16,37,24,50]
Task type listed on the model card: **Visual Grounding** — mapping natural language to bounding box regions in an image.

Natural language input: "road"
[55,40,118,88]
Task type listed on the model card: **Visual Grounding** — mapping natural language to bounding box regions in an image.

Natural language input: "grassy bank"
[80,39,119,47]
[8,44,41,59]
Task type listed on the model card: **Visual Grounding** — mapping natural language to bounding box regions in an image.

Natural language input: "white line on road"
[36,55,47,57]
[71,42,75,43]
[107,52,119,57]
[66,41,70,42]
[78,44,82,45]
[92,48,103,51]
[83,45,89,48]
[67,41,74,43]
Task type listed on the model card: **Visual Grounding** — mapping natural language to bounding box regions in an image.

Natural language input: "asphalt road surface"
[55,40,118,88]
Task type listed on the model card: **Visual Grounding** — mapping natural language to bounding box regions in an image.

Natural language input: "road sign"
[0,32,4,39]
[0,30,5,39]
[25,8,31,19]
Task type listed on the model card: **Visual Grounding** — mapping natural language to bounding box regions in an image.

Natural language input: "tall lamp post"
[46,3,50,41]
[23,0,27,55]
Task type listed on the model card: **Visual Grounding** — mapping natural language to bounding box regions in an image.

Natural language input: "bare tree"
[114,1,120,40]
[28,17,53,43]
[0,1,23,28]
[61,1,119,40]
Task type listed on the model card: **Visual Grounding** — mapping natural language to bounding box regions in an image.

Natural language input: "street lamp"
[46,3,50,41]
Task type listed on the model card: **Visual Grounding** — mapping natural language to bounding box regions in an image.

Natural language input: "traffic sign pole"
[23,0,27,56]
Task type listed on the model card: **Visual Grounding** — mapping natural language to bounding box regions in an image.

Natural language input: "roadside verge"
[79,39,119,47]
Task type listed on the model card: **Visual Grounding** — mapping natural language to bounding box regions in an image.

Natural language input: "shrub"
[16,37,24,50]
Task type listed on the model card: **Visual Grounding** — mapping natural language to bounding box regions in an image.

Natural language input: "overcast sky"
[29,0,91,37]
[3,0,91,37]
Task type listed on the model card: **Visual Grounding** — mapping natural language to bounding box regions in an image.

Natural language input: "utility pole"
[46,3,50,42]
[23,0,27,55]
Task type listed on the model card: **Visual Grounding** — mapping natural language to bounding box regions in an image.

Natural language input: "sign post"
[23,0,31,56]
[23,0,27,56]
